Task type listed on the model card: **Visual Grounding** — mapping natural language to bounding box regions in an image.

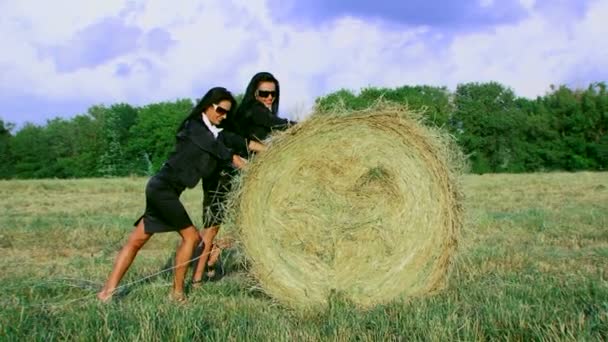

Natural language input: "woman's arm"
[250,105,294,130]
[220,130,267,154]
[218,131,249,157]
[232,154,248,169]
[247,140,266,153]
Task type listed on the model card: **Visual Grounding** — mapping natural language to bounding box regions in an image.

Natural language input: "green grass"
[1,172,607,341]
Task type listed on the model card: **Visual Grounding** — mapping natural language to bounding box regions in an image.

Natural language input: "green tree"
[514,97,560,171]
[315,89,359,111]
[5,81,606,178]
[98,109,125,177]
[94,103,139,176]
[44,118,79,178]
[10,123,50,178]
[452,82,528,173]
[539,84,604,170]
[0,119,15,178]
[127,99,194,174]
[315,86,452,127]
[68,114,104,177]
[580,82,608,169]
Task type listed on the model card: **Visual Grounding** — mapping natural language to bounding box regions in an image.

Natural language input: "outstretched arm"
[219,130,267,154]
[251,109,294,131]
[248,140,266,153]
[232,154,247,169]
[244,104,294,129]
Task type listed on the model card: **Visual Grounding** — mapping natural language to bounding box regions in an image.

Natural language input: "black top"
[157,117,247,191]
[218,130,249,158]
[236,102,296,142]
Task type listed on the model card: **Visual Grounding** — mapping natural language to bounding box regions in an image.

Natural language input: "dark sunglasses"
[213,104,229,116]
[256,90,276,98]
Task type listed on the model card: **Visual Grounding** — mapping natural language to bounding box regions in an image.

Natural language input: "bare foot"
[192,279,203,289]
[97,290,114,303]
[206,263,216,278]
[209,245,221,264]
[169,291,187,303]
[206,245,221,279]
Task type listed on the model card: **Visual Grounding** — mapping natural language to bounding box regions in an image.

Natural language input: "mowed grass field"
[0,172,607,341]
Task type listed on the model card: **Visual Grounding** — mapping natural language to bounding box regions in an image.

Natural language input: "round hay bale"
[226,104,464,309]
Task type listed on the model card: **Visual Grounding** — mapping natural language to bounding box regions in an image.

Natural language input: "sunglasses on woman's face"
[257,90,276,98]
[213,104,229,116]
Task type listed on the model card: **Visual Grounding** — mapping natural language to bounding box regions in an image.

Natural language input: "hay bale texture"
[225,103,464,309]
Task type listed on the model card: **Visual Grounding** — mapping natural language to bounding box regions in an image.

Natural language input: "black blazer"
[159,118,245,190]
[239,102,295,142]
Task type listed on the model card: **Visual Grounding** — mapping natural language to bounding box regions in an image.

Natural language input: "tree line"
[0,82,606,178]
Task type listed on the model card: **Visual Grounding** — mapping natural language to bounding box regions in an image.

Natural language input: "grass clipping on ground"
[224,103,464,310]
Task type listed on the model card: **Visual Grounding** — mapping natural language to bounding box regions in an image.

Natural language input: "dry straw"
[223,101,464,310]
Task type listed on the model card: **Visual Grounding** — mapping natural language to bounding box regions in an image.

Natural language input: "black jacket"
[158,117,247,190]
[238,102,295,142]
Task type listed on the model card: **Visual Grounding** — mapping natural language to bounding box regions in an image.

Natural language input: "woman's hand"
[248,140,267,153]
[232,154,248,169]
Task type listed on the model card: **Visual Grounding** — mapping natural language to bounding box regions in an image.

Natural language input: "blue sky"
[1,0,607,127]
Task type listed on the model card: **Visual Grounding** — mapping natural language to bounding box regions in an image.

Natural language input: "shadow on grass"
[113,243,264,300]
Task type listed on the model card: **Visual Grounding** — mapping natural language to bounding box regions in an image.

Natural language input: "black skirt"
[135,175,193,234]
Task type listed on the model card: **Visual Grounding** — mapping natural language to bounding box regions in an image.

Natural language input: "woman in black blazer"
[191,72,294,284]
[97,87,260,302]
[226,71,296,142]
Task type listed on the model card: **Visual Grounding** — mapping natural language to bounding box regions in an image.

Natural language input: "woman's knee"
[126,222,150,250]
[180,227,201,246]
[201,226,219,245]
[126,235,148,251]
[191,233,202,246]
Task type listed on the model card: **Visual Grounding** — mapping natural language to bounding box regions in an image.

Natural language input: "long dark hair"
[224,72,280,136]
[178,87,237,133]
[245,72,280,114]
[238,72,280,117]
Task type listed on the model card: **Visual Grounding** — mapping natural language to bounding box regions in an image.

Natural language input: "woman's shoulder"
[241,101,270,117]
[179,118,216,148]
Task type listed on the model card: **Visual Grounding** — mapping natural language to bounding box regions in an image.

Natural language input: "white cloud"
[479,0,495,8]
[1,0,607,124]
[518,0,536,11]
[444,0,608,97]
[0,0,125,43]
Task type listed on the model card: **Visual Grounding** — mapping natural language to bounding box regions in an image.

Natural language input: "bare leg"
[206,244,221,277]
[98,219,152,301]
[192,226,219,284]
[207,236,236,277]
[172,226,201,299]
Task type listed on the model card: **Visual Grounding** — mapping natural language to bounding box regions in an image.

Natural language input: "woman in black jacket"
[227,71,296,142]
[190,72,294,284]
[97,87,259,302]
